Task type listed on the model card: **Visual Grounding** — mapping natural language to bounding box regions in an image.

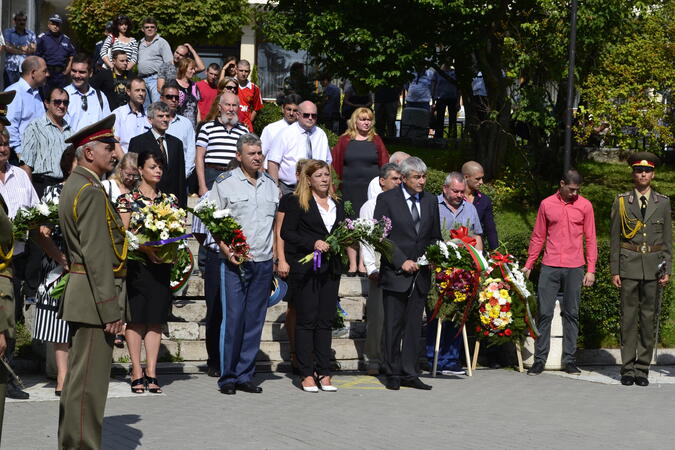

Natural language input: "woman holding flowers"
[116,150,178,394]
[281,160,345,392]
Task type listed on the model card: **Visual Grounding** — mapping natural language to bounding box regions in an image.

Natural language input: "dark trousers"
[424,311,461,369]
[294,272,339,377]
[383,284,426,380]
[58,324,114,450]
[433,97,458,139]
[534,265,584,365]
[375,101,398,138]
[203,250,222,370]
[218,259,273,386]
[620,278,659,377]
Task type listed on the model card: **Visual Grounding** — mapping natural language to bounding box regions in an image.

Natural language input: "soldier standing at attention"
[610,152,671,387]
[57,115,128,449]
[0,193,15,440]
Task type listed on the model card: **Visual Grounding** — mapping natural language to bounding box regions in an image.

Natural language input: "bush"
[496,234,674,349]
[254,102,283,134]
[425,168,446,195]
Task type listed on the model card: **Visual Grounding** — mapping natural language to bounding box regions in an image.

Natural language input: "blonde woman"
[281,160,344,392]
[331,107,389,275]
[174,58,201,129]
[102,152,139,202]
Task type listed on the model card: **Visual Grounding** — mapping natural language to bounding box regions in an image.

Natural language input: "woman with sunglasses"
[174,58,201,129]
[100,15,138,71]
[200,78,239,124]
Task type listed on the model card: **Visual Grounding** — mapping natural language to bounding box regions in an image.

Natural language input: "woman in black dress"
[331,107,389,275]
[116,151,177,394]
[281,160,344,392]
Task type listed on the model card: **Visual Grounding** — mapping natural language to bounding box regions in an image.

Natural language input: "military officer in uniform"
[57,115,128,449]
[610,151,672,387]
[0,193,15,441]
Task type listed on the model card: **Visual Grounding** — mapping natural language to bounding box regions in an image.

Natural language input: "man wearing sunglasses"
[161,82,195,178]
[156,43,205,97]
[260,93,302,170]
[610,152,671,387]
[21,87,72,196]
[267,100,332,195]
[3,11,37,87]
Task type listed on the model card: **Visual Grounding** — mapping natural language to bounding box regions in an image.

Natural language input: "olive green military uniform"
[0,195,15,441]
[610,160,672,379]
[57,164,129,449]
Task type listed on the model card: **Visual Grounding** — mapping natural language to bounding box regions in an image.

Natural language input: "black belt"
[140,72,157,78]
[205,163,229,171]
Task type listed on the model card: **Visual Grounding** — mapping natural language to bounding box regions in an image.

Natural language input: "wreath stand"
[431,318,473,377]
[469,339,524,373]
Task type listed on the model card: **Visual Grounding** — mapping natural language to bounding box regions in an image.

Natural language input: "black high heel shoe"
[130,376,145,394]
[145,374,163,394]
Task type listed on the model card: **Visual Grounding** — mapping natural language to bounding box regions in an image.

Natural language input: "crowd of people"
[0,10,671,450]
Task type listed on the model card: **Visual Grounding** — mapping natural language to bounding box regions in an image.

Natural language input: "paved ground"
[5,366,675,449]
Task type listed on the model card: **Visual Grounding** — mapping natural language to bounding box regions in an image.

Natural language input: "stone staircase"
[111,198,370,372]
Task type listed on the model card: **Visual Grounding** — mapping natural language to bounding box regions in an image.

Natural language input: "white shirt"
[151,128,169,164]
[65,84,111,132]
[401,184,421,217]
[112,104,150,152]
[168,114,196,177]
[0,163,39,254]
[316,196,337,233]
[267,122,332,186]
[359,198,379,275]
[367,176,382,200]
[260,118,293,170]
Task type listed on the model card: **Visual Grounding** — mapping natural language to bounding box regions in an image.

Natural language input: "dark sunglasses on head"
[224,85,238,92]
[52,99,69,106]
[163,95,179,101]
[301,113,318,119]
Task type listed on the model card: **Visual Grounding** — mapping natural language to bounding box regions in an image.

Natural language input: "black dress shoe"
[219,383,236,395]
[385,377,400,390]
[207,367,221,377]
[527,361,545,376]
[7,383,29,400]
[634,376,649,387]
[236,382,263,393]
[620,375,634,386]
[401,377,432,390]
[564,363,582,375]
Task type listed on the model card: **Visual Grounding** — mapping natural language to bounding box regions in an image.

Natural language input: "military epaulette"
[655,192,669,200]
[37,32,45,38]
[617,192,631,197]
[216,171,233,183]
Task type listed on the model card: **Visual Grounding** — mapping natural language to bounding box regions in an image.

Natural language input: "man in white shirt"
[65,54,111,132]
[367,151,411,200]
[112,78,149,151]
[359,163,401,375]
[267,101,332,194]
[161,82,196,178]
[260,93,302,169]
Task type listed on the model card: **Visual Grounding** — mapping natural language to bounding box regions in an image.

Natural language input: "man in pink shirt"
[523,169,597,376]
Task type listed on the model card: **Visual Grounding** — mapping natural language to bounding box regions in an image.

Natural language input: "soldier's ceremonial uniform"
[0,195,15,440]
[610,152,672,386]
[57,116,129,449]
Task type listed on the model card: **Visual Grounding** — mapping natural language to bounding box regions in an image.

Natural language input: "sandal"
[130,377,145,394]
[316,375,337,392]
[114,334,125,349]
[145,375,163,394]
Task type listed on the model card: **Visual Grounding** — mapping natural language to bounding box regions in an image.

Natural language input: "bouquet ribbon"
[450,226,476,246]
[141,233,193,247]
[312,250,322,272]
[491,251,513,280]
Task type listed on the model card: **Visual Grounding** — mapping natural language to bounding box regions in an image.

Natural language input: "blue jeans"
[144,74,159,107]
[425,314,462,370]
[218,259,274,386]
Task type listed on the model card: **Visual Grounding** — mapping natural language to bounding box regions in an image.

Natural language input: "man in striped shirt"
[195,92,248,196]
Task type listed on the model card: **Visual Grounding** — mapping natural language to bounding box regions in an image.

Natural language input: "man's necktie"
[305,130,313,159]
[157,136,168,164]
[640,195,647,219]
[410,195,420,233]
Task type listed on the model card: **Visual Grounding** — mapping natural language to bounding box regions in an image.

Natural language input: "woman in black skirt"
[281,160,344,392]
[116,151,177,394]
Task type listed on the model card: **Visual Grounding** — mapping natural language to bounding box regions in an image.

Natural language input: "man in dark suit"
[128,101,186,207]
[374,156,442,390]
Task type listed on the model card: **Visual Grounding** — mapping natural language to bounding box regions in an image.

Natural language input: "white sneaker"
[441,369,466,376]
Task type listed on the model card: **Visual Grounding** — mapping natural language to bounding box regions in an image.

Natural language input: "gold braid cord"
[619,196,643,239]
[73,183,128,272]
[0,239,13,271]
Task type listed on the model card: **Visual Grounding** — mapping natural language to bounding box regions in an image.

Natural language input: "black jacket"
[128,130,187,208]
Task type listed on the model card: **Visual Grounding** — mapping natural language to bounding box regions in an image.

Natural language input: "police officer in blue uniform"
[36,14,75,91]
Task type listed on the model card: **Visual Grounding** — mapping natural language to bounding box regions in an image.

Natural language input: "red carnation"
[501,305,510,312]
[483,331,489,336]
[504,329,512,336]
[498,332,504,336]
[475,326,482,332]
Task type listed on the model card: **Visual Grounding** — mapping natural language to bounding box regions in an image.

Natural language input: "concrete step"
[181,274,369,298]
[171,296,366,323]
[164,320,366,341]
[112,337,365,363]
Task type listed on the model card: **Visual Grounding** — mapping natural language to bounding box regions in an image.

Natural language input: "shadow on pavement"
[102,414,142,449]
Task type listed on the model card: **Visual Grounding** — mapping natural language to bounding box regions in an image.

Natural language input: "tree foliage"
[67,0,251,49]
[576,2,675,152]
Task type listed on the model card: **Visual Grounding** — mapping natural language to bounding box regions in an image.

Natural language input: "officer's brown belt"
[620,242,663,254]
[70,262,126,278]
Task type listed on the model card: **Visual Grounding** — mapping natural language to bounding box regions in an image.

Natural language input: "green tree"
[576,2,675,152]
[67,0,251,49]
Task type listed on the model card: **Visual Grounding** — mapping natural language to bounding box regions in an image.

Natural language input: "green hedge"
[254,102,338,148]
[500,233,674,348]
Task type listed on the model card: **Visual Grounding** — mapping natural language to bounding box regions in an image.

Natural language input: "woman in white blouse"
[102,152,138,202]
[280,160,345,393]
